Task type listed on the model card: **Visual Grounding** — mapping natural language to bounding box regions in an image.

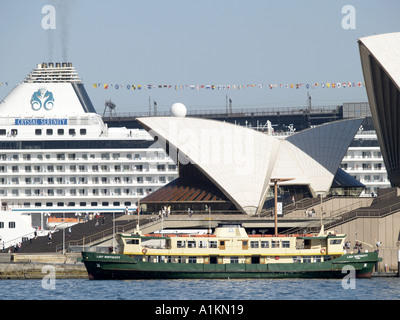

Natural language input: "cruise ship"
[341,129,391,196]
[0,62,178,247]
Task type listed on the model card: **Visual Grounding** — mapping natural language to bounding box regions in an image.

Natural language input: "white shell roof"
[358,32,400,89]
[138,116,362,215]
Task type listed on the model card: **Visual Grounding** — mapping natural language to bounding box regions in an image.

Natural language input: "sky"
[0,0,399,114]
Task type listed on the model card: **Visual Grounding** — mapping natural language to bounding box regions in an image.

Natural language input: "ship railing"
[101,105,340,120]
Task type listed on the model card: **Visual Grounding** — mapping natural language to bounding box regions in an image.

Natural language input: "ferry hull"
[81,251,379,280]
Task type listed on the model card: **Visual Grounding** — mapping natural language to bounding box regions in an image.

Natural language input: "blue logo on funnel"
[31,88,55,111]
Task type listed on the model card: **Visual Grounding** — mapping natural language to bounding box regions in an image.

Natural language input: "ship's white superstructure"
[341,130,390,196]
[0,63,178,247]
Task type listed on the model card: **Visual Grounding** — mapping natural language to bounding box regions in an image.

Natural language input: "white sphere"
[171,103,187,117]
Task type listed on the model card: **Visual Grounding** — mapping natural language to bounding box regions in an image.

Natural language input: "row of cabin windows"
[35,128,86,136]
[0,187,153,197]
[0,222,16,228]
[136,255,330,264]
[175,239,291,249]
[0,128,87,136]
[15,201,133,208]
[0,153,174,168]
[1,175,171,184]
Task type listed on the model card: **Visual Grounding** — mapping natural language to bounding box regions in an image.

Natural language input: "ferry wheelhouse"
[82,224,380,279]
[0,63,178,247]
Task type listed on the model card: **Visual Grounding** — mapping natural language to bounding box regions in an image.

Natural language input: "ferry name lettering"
[95,254,120,259]
[14,118,67,125]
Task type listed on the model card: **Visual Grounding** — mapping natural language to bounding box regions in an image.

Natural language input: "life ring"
[320,248,326,254]
[142,248,147,255]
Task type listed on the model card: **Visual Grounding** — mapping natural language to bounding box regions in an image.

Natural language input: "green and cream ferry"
[81,224,380,280]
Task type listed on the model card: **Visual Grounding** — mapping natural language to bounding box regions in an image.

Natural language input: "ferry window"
[187,240,196,248]
[157,165,166,172]
[57,202,64,207]
[23,202,30,208]
[209,241,217,248]
[124,201,131,206]
[177,241,186,248]
[35,202,41,207]
[261,241,269,248]
[126,239,139,245]
[68,154,76,160]
[0,222,4,228]
[8,222,16,228]
[178,256,184,263]
[80,129,87,135]
[91,202,98,207]
[314,256,322,263]
[102,202,109,207]
[67,202,75,207]
[0,129,5,135]
[230,257,239,264]
[324,255,332,262]
[198,240,207,248]
[69,129,76,135]
[82,154,88,160]
[35,129,42,135]
[71,189,77,196]
[271,240,280,248]
[330,239,342,245]
[57,129,64,135]
[80,202,86,207]
[303,256,312,263]
[46,202,53,207]
[46,129,53,135]
[250,241,259,248]
[11,129,18,136]
[57,154,65,160]
[188,257,197,264]
[293,256,301,263]
[282,241,290,248]
[113,202,120,206]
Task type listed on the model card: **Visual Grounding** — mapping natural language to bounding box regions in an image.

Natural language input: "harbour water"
[1,277,399,300]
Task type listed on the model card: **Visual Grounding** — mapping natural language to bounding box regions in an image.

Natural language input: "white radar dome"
[170,103,187,117]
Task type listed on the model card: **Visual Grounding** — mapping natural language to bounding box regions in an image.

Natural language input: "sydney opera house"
[138,115,364,215]
[137,31,400,217]
[358,32,400,188]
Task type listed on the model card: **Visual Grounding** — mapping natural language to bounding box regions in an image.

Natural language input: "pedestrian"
[102,215,105,226]
[48,232,52,244]
[68,227,71,237]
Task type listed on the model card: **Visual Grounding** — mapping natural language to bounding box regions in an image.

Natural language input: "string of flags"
[92,81,366,91]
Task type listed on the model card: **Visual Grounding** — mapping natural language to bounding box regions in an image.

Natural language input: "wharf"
[0,253,87,279]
